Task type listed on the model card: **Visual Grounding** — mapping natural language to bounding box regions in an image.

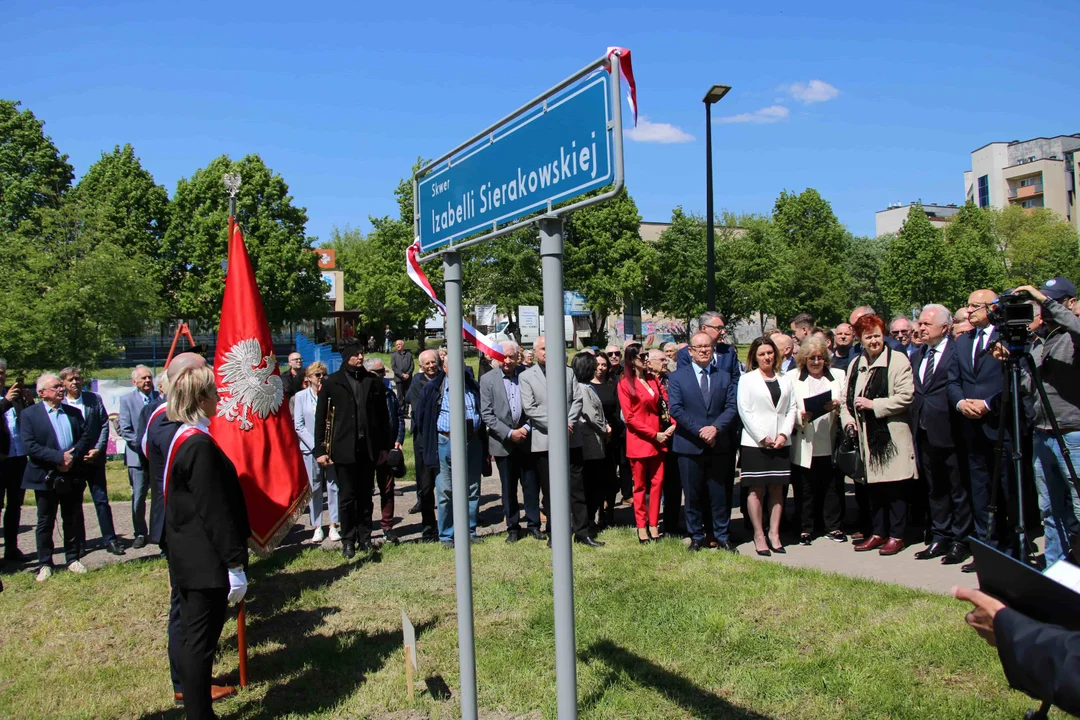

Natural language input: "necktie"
[924,348,936,383]
[699,367,709,402]
[974,329,987,370]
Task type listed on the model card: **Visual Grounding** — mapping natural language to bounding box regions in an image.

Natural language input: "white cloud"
[781,79,840,104]
[714,105,790,124]
[625,117,695,144]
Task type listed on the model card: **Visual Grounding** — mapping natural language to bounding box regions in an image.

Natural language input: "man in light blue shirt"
[431,357,485,546]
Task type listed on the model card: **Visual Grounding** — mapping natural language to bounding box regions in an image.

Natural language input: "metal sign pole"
[540,217,578,720]
[442,250,479,720]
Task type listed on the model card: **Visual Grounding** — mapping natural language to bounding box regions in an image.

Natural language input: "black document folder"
[971,539,1080,631]
[803,390,832,422]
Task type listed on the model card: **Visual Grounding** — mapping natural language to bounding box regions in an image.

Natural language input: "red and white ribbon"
[140,402,168,458]
[406,241,506,363]
[163,423,212,504]
[606,47,638,126]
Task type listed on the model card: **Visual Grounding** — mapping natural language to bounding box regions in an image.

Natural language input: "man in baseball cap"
[1039,277,1079,314]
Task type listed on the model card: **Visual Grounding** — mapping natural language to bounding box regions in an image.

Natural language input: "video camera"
[989,290,1036,350]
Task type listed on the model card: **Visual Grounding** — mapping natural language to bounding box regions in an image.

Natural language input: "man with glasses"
[60,367,124,557]
[912,305,971,566]
[890,317,919,359]
[668,332,740,552]
[21,374,96,581]
[949,288,1013,568]
[676,313,741,381]
[604,345,623,382]
[283,352,304,399]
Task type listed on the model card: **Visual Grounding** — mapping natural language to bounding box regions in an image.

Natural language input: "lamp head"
[704,85,732,104]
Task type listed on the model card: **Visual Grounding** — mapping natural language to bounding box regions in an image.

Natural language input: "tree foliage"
[845,234,891,317]
[991,204,1080,289]
[161,154,325,329]
[463,227,542,328]
[0,100,73,233]
[73,143,169,273]
[881,205,953,315]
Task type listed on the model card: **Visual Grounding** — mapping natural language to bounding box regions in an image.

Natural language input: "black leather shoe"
[342,541,356,559]
[356,540,373,552]
[132,536,147,549]
[914,541,948,560]
[105,542,126,556]
[505,530,521,543]
[942,543,971,565]
[688,539,703,552]
[526,528,546,541]
[575,536,605,548]
[718,541,738,553]
[4,548,27,562]
[408,502,421,514]
[960,561,976,574]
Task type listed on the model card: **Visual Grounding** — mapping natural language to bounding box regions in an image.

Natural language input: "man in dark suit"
[831,323,857,372]
[407,350,440,527]
[668,332,740,552]
[391,340,415,416]
[480,341,541,543]
[948,288,1013,568]
[22,373,95,581]
[911,306,972,565]
[315,341,391,558]
[0,360,31,565]
[60,366,125,556]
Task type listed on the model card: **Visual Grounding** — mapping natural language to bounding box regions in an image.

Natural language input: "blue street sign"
[417,74,612,253]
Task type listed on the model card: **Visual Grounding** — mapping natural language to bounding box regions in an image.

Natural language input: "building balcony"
[1008,183,1044,199]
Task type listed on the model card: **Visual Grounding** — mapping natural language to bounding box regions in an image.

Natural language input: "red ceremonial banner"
[211,221,309,555]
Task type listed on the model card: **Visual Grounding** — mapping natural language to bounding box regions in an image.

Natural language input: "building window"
[977,175,989,207]
[1020,176,1039,187]
[1021,198,1043,209]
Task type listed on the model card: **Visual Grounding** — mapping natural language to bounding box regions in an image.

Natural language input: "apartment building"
[874,202,962,236]
[963,134,1080,230]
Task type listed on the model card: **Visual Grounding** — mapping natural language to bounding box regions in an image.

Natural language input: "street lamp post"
[703,84,731,313]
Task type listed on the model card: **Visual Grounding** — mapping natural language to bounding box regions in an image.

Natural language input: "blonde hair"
[166,366,217,426]
[305,361,329,378]
[795,335,832,371]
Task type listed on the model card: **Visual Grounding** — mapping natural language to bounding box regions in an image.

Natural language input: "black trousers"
[917,430,972,545]
[968,433,1016,554]
[415,433,437,540]
[334,455,375,544]
[869,481,908,539]
[535,449,589,539]
[34,485,85,567]
[663,452,683,534]
[794,456,844,535]
[679,453,732,543]
[84,463,117,547]
[397,377,411,412]
[149,469,167,545]
[600,447,620,521]
[582,457,608,529]
[496,448,540,532]
[853,480,872,535]
[1,457,27,555]
[161,543,184,693]
[177,587,228,720]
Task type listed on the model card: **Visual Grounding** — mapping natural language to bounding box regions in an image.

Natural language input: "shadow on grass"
[580,639,773,720]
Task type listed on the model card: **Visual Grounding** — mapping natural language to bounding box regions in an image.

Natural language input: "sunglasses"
[311,372,325,377]
[607,352,620,357]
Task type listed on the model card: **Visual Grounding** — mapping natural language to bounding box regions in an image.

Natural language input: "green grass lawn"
[0,527,1043,719]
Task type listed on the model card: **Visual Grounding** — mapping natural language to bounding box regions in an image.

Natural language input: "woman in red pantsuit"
[618,345,676,543]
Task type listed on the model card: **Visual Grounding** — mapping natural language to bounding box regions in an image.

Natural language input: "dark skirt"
[739,445,791,487]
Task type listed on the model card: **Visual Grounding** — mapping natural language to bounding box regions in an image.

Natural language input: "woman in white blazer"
[293,361,340,543]
[790,336,847,546]
[737,336,797,556]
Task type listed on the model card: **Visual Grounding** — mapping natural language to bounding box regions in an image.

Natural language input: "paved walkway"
[4,472,987,595]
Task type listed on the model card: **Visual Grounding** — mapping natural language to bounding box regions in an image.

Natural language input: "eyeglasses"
[807,356,825,362]
[690,344,712,350]
[968,302,991,311]
[607,352,620,357]
[311,372,325,377]
[890,330,910,337]
[704,324,725,332]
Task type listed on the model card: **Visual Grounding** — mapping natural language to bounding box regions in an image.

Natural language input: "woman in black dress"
[590,353,622,528]
[165,366,251,719]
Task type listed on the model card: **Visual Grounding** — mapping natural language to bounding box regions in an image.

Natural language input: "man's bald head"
[167,353,207,380]
[849,306,876,325]
[967,289,997,329]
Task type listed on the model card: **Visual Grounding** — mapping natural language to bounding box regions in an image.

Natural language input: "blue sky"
[7,0,1079,240]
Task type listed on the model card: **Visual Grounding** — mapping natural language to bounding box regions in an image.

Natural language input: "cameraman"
[1009,279,1080,567]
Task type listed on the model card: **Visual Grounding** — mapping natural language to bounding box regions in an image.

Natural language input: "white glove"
[227,567,248,604]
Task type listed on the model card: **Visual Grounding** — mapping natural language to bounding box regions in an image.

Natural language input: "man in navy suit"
[669,332,740,552]
[948,288,1014,567]
[911,306,972,565]
[119,365,159,548]
[21,373,95,581]
[60,366,125,556]
[676,312,742,381]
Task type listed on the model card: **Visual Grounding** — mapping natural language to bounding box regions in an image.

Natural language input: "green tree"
[73,143,169,274]
[770,188,852,325]
[729,216,798,332]
[462,226,542,335]
[0,100,73,232]
[990,204,1080,288]
[563,188,653,343]
[942,202,1004,305]
[0,201,160,368]
[160,154,325,328]
[846,234,891,317]
[880,205,953,315]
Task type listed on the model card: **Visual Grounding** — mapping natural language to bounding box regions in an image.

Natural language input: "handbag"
[832,426,865,481]
[44,469,75,495]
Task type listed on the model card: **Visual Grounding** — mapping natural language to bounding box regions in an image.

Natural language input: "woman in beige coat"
[840,314,917,556]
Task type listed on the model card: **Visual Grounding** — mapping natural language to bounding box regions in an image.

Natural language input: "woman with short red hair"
[840,313,917,556]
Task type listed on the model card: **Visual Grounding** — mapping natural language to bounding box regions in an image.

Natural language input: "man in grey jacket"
[391,340,415,417]
[520,337,601,547]
[1011,279,1080,567]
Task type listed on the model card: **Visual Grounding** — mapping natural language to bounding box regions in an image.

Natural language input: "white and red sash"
[140,403,168,458]
[163,422,212,504]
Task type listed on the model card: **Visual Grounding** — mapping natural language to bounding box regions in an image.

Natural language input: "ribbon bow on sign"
[606,47,638,126]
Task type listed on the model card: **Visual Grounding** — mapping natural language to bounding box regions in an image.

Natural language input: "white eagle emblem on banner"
[216,338,284,430]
